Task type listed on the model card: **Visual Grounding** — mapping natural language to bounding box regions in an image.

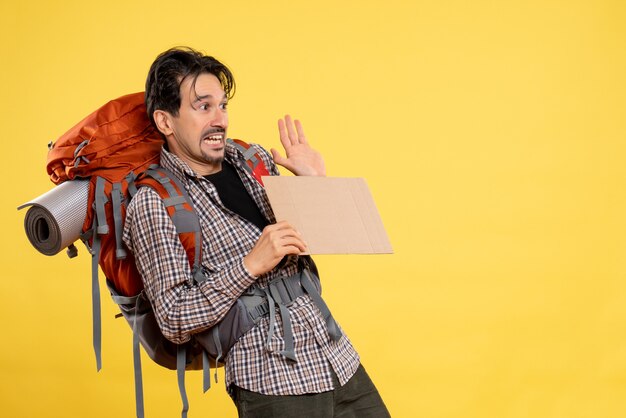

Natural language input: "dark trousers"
[231,364,391,418]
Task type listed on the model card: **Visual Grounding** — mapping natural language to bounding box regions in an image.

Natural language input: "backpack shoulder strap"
[126,168,208,418]
[134,167,205,284]
[228,139,270,185]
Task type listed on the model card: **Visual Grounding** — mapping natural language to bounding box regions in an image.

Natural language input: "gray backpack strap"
[212,326,223,382]
[126,171,139,198]
[108,285,145,418]
[177,346,189,418]
[109,293,137,305]
[162,170,204,284]
[263,288,277,350]
[134,168,208,414]
[132,298,145,418]
[228,139,262,172]
[258,276,304,362]
[142,168,204,284]
[202,350,211,392]
[268,283,297,362]
[301,270,341,341]
[94,176,109,234]
[145,168,181,207]
[111,182,127,260]
[90,214,103,372]
[91,176,107,371]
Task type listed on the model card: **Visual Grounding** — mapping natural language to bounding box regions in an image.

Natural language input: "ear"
[153,110,174,137]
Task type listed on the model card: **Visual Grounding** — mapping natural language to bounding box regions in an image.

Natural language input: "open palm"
[271,115,326,176]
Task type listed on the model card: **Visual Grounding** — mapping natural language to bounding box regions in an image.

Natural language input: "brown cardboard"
[262,176,393,254]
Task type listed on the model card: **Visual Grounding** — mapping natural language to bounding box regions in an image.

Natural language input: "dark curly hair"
[145,46,235,127]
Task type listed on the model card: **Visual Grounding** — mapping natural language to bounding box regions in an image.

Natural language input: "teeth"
[204,134,223,143]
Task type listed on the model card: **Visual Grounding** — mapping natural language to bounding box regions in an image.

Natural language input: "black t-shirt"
[204,161,269,231]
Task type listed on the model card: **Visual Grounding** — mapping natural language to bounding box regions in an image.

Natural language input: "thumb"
[271,148,297,174]
[271,148,287,166]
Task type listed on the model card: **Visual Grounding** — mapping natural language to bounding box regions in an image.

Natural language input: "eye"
[199,103,209,111]
[220,102,228,111]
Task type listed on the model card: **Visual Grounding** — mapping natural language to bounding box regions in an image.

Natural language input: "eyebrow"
[193,93,227,104]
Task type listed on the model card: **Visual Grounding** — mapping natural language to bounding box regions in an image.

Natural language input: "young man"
[123,47,390,417]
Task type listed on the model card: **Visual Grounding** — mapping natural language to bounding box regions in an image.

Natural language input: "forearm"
[145,256,256,344]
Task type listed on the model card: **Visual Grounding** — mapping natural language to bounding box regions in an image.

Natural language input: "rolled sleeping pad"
[18,180,89,256]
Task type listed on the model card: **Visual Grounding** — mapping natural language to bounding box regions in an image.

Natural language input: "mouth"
[202,131,225,147]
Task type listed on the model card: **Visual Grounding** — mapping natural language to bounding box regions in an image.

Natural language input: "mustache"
[201,128,226,138]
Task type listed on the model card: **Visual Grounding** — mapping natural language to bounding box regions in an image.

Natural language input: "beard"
[200,146,225,167]
[201,152,224,166]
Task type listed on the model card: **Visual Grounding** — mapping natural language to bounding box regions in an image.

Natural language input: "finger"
[276,226,304,241]
[266,226,305,248]
[264,220,300,234]
[294,119,308,144]
[277,119,292,150]
[285,114,299,145]
[271,148,285,164]
[279,236,308,253]
[282,245,307,256]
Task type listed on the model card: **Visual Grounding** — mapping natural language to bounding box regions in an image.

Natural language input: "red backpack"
[46,92,271,418]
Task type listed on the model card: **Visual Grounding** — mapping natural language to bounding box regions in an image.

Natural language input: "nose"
[211,109,228,128]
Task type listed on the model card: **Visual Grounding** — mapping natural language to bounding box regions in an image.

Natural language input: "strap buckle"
[268,274,302,306]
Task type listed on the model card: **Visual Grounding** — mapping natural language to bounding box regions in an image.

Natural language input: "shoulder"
[129,185,163,206]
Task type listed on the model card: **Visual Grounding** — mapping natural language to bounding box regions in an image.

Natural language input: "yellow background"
[1,0,625,417]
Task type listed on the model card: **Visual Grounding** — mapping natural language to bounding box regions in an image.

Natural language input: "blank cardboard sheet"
[262,176,393,254]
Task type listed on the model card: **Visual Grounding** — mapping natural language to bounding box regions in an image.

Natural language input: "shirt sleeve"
[122,186,257,344]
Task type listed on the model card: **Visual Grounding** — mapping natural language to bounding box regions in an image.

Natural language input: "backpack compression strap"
[90,176,108,371]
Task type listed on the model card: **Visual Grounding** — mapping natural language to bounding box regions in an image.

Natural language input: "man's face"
[162,72,229,175]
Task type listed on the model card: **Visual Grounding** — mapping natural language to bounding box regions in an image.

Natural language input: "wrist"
[243,255,260,277]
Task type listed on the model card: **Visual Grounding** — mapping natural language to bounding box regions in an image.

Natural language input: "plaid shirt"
[123,141,360,395]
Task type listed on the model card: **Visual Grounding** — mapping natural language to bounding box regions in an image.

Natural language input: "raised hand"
[271,115,326,176]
